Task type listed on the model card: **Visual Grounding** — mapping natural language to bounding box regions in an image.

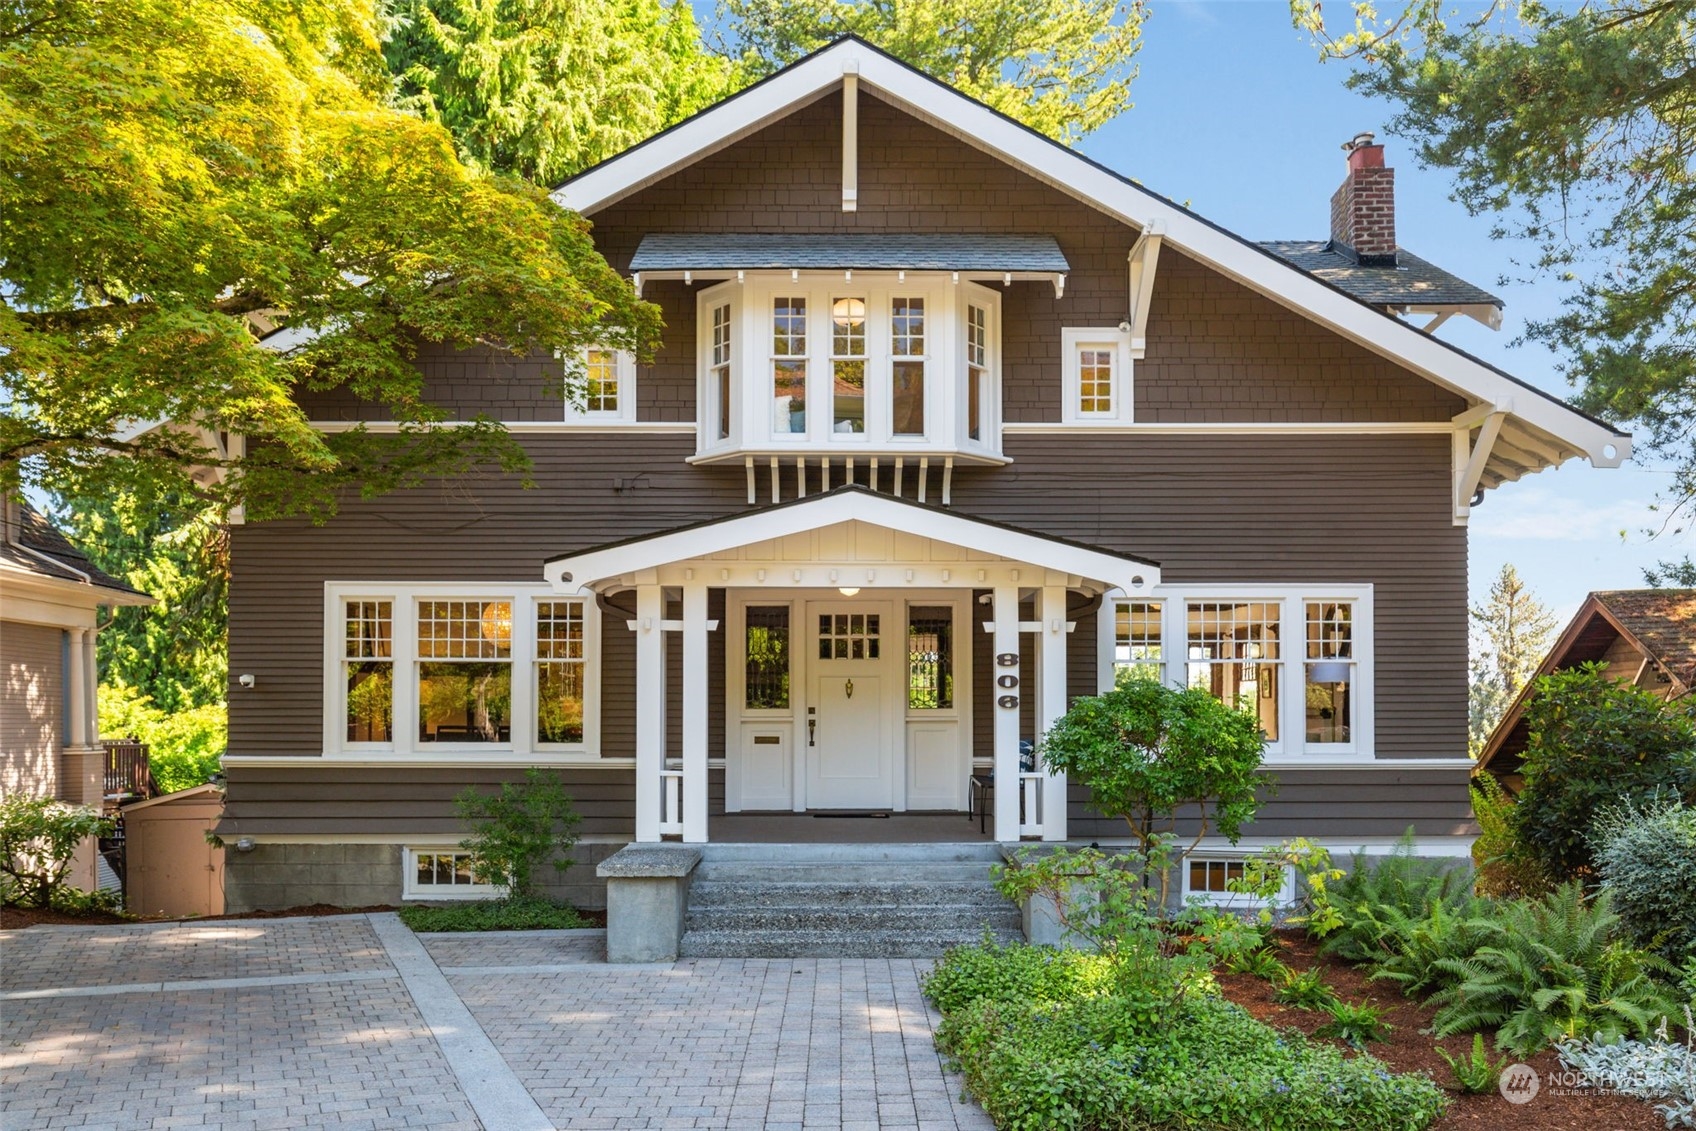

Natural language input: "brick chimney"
[1329,132,1397,266]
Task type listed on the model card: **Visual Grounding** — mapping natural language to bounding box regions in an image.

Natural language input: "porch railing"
[1018,772,1044,838]
[659,768,684,837]
[102,738,155,804]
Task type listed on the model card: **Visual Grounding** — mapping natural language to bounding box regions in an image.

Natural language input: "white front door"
[805,601,897,809]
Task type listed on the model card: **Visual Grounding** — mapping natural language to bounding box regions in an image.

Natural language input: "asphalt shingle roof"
[1,497,149,597]
[629,233,1071,273]
[1258,241,1502,310]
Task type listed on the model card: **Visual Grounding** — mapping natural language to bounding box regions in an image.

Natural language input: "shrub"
[1232,837,1346,937]
[1223,947,1289,981]
[1558,1009,1696,1130]
[1471,772,1549,898]
[1274,966,1339,1011]
[1320,834,1485,965]
[99,683,226,793]
[923,937,1114,1015]
[454,768,581,898]
[1592,796,1696,963]
[396,894,591,932]
[0,796,114,908]
[1315,998,1393,1047]
[1037,674,1268,905]
[1435,1033,1505,1094]
[1515,664,1696,881]
[1428,882,1680,1056]
[936,988,1446,1131]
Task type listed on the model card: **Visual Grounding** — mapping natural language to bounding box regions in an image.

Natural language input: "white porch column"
[992,586,1021,842]
[681,581,709,843]
[1039,584,1069,841]
[82,626,99,746]
[634,583,666,842]
[67,628,88,748]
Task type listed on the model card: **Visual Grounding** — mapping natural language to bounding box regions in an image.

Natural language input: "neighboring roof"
[1259,242,1503,311]
[628,233,1070,273]
[542,483,1160,593]
[122,782,224,813]
[1,496,151,602]
[554,36,1630,489]
[1475,589,1696,776]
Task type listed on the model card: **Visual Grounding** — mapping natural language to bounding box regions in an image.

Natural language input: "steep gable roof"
[554,37,1629,489]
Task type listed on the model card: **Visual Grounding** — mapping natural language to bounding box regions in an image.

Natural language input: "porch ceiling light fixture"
[838,587,861,596]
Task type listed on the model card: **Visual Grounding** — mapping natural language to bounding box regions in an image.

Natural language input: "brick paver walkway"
[0,914,993,1131]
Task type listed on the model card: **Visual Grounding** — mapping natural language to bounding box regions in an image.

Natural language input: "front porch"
[545,485,1161,844]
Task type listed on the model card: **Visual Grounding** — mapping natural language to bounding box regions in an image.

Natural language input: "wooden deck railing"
[102,738,156,802]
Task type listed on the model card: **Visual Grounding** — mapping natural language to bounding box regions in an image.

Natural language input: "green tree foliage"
[1470,771,1548,898]
[1516,663,1696,880]
[454,767,581,898]
[385,0,734,186]
[2,0,658,518]
[99,684,227,794]
[1292,1,1693,505]
[0,797,114,908]
[1037,674,1268,904]
[719,0,1146,144]
[54,492,227,714]
[1467,564,1556,756]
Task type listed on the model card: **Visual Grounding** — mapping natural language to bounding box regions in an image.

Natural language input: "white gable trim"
[553,39,1628,471]
[542,489,1158,594]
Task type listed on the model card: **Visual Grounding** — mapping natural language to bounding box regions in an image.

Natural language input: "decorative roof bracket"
[1125,221,1165,358]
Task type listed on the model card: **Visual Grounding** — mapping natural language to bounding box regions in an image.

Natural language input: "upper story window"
[697,274,1000,460]
[565,348,636,423]
[326,583,599,758]
[1104,587,1373,760]
[1062,328,1134,424]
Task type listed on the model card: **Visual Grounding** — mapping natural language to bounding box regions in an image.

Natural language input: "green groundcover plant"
[396,895,590,932]
[922,938,1447,1131]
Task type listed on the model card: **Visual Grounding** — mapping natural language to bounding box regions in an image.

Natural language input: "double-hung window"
[327,584,599,757]
[565,348,636,422]
[1101,587,1372,758]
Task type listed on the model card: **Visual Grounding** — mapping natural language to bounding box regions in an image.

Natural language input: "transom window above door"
[695,274,1003,463]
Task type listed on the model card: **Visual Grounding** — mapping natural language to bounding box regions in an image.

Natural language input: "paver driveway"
[0,914,994,1130]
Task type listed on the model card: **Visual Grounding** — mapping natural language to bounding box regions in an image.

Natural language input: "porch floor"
[707,812,995,843]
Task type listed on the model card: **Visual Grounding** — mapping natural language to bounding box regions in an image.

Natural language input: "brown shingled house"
[214,39,1632,917]
[1475,590,1696,789]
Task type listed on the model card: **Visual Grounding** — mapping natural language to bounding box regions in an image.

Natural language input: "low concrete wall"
[224,841,629,913]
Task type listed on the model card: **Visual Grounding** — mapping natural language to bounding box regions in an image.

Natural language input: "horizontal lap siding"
[1,621,63,797]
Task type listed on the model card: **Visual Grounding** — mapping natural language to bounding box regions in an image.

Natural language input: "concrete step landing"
[679,842,1022,959]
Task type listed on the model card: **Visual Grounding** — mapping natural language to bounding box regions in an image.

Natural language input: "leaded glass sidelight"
[907,606,952,709]
[744,606,791,709]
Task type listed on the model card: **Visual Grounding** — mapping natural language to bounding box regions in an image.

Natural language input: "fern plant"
[1321,834,1486,965]
[1274,966,1339,1011]
[1315,999,1393,1047]
[1224,947,1288,981]
[1368,897,1501,999]
[1427,882,1680,1057]
[1435,1034,1504,1094]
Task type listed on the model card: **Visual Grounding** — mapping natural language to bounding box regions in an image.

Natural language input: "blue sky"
[1064,0,1680,623]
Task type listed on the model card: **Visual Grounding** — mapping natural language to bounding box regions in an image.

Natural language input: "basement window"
[403,849,500,900]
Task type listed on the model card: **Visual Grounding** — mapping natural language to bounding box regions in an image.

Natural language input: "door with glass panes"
[804,602,897,809]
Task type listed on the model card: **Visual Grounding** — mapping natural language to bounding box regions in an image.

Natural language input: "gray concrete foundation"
[597,846,702,963]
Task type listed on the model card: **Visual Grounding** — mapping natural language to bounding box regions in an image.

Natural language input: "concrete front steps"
[679,842,1023,958]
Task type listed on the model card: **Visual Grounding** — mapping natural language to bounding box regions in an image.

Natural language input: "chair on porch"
[968,740,1035,834]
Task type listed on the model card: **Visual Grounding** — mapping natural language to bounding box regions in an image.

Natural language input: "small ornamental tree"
[0,797,114,908]
[1516,663,1696,880]
[1038,673,1270,905]
[454,768,581,899]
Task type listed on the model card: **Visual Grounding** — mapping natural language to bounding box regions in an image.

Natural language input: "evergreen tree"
[1468,564,1558,755]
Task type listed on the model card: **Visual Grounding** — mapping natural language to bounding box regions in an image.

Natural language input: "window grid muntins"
[744,606,791,710]
[584,349,619,414]
[818,612,880,660]
[344,601,393,743]
[891,297,926,437]
[1078,348,1115,414]
[907,606,952,709]
[771,297,807,435]
[417,600,512,745]
[536,601,585,744]
[1305,601,1355,746]
[967,304,988,442]
[1114,601,1163,678]
[1189,859,1247,894]
[1187,601,1281,742]
[418,601,512,660]
[712,303,732,440]
[416,851,479,888]
[832,297,867,435]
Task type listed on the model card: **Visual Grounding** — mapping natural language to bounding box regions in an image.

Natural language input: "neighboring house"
[215,39,1630,911]
[1,493,152,890]
[1476,589,1696,790]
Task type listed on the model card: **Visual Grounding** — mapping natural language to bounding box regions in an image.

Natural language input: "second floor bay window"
[695,273,1002,460]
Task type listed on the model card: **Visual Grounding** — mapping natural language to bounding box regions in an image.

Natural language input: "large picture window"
[1102,587,1373,759]
[325,584,598,758]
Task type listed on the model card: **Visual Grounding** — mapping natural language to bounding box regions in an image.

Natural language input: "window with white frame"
[696,275,1000,456]
[327,585,597,757]
[565,348,637,422]
[403,848,500,900]
[1062,328,1133,423]
[1102,588,1372,758]
[1182,856,1294,906]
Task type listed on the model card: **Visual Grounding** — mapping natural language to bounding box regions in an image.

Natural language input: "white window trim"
[1062,327,1134,424]
[563,348,638,423]
[323,582,601,760]
[695,272,1001,459]
[1098,584,1375,762]
[402,847,503,901]
[1180,854,1296,908]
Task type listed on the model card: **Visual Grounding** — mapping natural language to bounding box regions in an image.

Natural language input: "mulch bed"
[1,901,607,929]
[1211,930,1667,1130]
